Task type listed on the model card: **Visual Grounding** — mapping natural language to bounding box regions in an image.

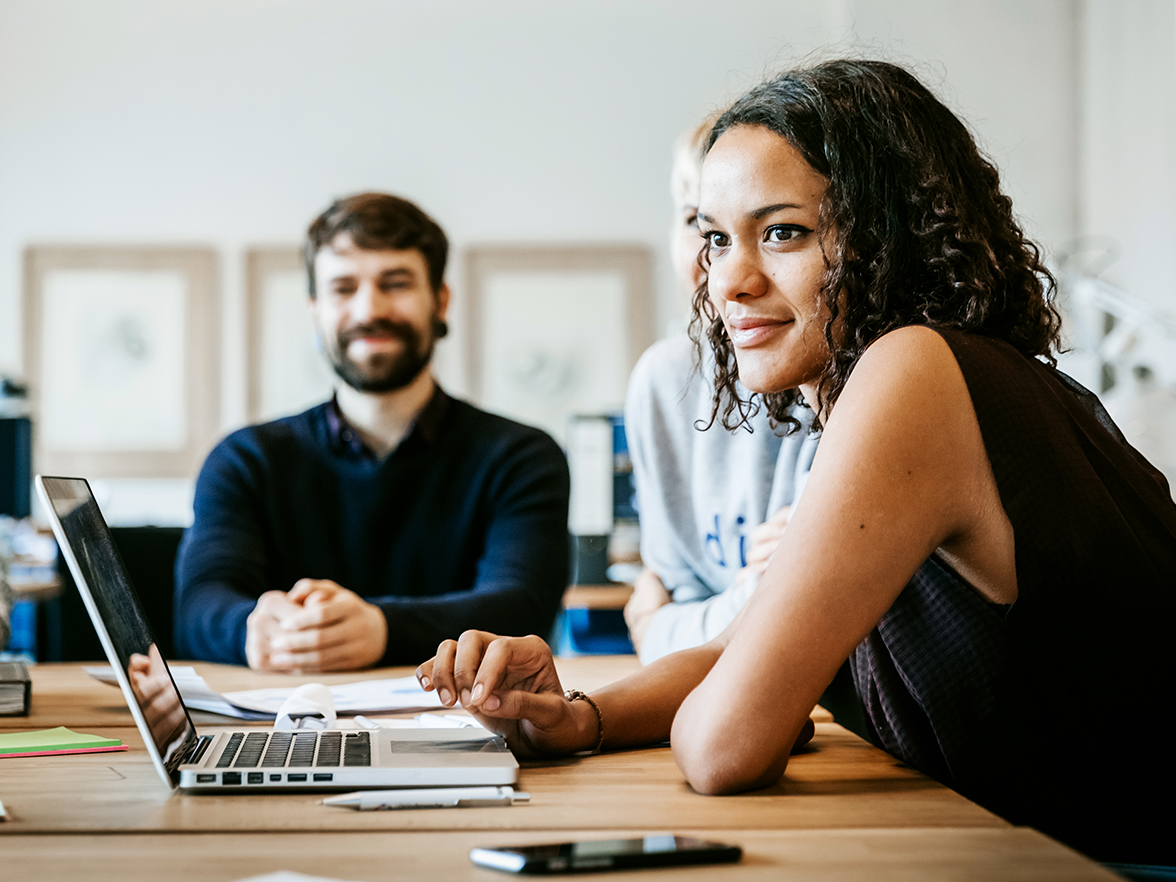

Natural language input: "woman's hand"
[416,631,599,758]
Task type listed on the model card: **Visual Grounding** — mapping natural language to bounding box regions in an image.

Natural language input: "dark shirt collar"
[326,384,449,460]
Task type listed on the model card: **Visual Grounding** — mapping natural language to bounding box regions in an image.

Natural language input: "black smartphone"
[469,835,742,874]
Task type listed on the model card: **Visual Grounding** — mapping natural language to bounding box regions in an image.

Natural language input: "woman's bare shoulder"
[859,324,958,371]
[834,325,967,419]
[816,324,985,544]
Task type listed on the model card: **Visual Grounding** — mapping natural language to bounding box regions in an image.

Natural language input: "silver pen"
[323,786,529,810]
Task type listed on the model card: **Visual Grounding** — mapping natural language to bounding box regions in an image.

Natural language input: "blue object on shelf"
[611,414,638,522]
[5,599,37,658]
[560,607,634,656]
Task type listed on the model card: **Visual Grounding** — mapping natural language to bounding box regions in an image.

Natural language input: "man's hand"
[244,580,388,673]
[623,568,672,654]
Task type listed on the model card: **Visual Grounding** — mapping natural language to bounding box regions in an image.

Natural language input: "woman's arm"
[417,629,728,756]
[420,327,1005,790]
[416,565,815,759]
[672,326,1010,793]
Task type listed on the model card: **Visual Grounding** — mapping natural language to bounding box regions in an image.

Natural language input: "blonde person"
[623,116,818,661]
[419,60,1176,865]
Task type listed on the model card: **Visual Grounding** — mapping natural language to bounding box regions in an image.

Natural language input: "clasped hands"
[245,579,388,673]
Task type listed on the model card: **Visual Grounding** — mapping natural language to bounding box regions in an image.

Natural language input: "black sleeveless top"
[850,329,1176,863]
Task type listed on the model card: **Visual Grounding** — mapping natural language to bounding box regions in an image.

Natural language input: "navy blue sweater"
[174,393,570,665]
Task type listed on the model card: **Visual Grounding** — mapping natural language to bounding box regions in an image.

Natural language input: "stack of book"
[0,660,31,716]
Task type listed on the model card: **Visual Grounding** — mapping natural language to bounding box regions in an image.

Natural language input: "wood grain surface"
[1,829,1121,882]
[0,660,1117,881]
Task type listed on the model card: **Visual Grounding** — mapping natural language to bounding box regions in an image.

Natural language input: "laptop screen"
[39,476,196,786]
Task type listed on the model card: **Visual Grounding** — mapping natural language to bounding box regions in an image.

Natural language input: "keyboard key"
[216,733,244,768]
[316,732,342,766]
[261,732,293,767]
[343,731,371,767]
[233,732,269,768]
[289,732,318,767]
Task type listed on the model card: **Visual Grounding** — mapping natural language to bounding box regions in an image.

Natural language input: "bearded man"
[174,193,570,671]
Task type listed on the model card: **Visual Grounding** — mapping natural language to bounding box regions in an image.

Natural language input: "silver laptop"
[36,475,518,793]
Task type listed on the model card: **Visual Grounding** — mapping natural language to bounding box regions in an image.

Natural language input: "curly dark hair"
[689,59,1062,432]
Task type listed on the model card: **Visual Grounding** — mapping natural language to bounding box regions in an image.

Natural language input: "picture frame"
[244,246,334,423]
[464,244,653,444]
[22,245,220,479]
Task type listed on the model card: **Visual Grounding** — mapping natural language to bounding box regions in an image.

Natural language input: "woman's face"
[698,125,831,399]
[671,171,706,296]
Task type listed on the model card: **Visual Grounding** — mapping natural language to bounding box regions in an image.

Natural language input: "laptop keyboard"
[211,730,371,768]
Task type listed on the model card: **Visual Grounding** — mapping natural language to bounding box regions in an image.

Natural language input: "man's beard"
[325,317,436,393]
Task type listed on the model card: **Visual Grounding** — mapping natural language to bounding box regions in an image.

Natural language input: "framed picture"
[244,247,334,423]
[22,246,220,479]
[464,245,653,444]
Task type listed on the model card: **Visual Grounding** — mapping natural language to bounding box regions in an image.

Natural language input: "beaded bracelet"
[564,690,604,754]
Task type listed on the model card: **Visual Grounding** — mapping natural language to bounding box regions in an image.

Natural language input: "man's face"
[310,234,450,393]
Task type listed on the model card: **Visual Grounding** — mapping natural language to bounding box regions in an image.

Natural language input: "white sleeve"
[637,571,759,664]
[625,344,711,600]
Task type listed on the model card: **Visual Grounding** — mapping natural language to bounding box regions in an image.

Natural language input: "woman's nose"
[708,244,768,303]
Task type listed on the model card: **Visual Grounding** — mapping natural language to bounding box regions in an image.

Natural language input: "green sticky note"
[0,726,124,757]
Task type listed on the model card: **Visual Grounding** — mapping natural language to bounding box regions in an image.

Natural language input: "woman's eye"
[685,213,699,230]
[703,231,729,248]
[765,225,808,243]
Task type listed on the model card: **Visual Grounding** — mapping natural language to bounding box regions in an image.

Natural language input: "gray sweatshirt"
[624,335,818,663]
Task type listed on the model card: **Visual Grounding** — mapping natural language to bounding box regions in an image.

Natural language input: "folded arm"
[369,432,569,664]
[637,506,792,662]
[173,438,271,665]
[175,427,570,669]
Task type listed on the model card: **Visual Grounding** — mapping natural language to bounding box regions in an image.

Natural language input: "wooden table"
[0,659,1122,880]
[563,584,633,610]
[8,574,63,603]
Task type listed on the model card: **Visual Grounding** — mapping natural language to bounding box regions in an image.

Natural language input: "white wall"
[1079,0,1176,310]
[0,0,1083,522]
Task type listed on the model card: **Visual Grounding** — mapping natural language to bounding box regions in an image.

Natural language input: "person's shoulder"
[207,402,331,464]
[445,396,562,453]
[631,335,698,388]
[628,334,708,415]
[857,325,959,373]
[839,325,970,423]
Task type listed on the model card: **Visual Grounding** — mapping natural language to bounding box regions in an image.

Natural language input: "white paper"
[273,683,336,730]
[85,664,272,720]
[86,667,446,719]
[223,676,445,716]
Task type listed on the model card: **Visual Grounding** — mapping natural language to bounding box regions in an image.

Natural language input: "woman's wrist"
[565,691,604,753]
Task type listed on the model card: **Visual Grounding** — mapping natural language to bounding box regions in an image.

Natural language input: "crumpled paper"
[273,683,336,730]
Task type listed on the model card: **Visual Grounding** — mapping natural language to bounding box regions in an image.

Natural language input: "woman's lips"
[726,317,792,347]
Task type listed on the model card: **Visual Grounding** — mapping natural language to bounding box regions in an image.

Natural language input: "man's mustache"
[338,319,417,346]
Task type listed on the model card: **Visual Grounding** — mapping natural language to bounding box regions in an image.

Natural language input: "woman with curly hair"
[418,60,1176,864]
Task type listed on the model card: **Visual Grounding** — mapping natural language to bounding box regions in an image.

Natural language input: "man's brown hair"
[305,192,449,296]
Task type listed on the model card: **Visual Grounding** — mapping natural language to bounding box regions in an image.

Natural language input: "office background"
[1,0,1174,526]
